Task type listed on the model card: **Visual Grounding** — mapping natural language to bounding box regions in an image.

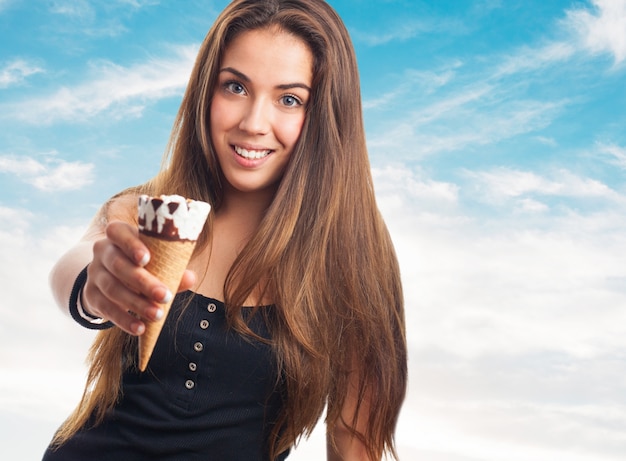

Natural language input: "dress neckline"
[182,290,272,309]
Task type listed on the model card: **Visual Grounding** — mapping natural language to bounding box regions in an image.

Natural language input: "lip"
[230,144,274,167]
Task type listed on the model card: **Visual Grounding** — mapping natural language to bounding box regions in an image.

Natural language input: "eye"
[224,81,246,95]
[281,94,303,107]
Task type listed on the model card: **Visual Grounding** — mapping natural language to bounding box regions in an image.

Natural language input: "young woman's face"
[210,27,313,196]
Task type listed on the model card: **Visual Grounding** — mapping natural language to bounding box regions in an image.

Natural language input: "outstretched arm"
[49,194,195,335]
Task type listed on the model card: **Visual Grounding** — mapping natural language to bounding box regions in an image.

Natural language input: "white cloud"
[566,0,626,65]
[0,154,94,191]
[596,142,626,169]
[0,209,95,458]
[410,84,495,125]
[0,155,45,175]
[44,0,160,39]
[0,58,44,88]
[351,14,465,46]
[367,164,626,460]
[351,19,432,46]
[363,63,461,110]
[494,41,576,77]
[364,2,626,163]
[116,0,159,8]
[3,45,198,124]
[372,164,459,205]
[533,136,558,147]
[405,396,626,461]
[49,0,93,19]
[465,167,622,205]
[30,159,95,191]
[0,205,34,232]
[494,0,626,76]
[368,94,566,159]
[517,198,549,213]
[0,0,12,13]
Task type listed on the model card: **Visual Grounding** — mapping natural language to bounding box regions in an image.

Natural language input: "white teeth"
[234,146,271,159]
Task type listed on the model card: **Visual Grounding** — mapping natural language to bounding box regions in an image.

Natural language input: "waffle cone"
[137,232,196,371]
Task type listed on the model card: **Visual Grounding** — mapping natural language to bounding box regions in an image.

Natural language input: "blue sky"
[2,1,626,460]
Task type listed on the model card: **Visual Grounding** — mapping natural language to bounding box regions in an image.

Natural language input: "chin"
[225,178,281,196]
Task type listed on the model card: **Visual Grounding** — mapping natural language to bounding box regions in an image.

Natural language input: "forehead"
[221,28,313,85]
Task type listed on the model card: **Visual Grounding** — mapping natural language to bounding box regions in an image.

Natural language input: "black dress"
[43,292,289,461]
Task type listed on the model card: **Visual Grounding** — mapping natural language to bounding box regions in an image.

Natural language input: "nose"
[238,97,271,135]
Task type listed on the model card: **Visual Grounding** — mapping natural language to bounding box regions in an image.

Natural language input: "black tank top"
[43,291,289,461]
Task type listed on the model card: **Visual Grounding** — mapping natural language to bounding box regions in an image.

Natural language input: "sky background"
[1,0,626,459]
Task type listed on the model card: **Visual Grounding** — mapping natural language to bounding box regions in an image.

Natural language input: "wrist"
[77,284,105,322]
[69,265,113,330]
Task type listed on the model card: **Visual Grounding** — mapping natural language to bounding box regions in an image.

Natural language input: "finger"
[90,241,168,321]
[96,237,172,305]
[84,277,167,336]
[82,276,146,335]
[86,257,164,311]
[105,221,150,267]
[100,269,165,320]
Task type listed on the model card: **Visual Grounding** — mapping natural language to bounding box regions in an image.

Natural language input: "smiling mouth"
[234,145,272,160]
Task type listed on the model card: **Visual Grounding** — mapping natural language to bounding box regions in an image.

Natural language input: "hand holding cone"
[137,194,210,371]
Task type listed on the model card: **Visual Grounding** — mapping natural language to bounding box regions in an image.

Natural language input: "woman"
[43,0,407,459]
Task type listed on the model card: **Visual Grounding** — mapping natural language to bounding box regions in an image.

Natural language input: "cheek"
[277,115,306,148]
[210,96,237,135]
[209,98,225,134]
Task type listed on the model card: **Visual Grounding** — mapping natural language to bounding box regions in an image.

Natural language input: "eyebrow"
[219,67,311,92]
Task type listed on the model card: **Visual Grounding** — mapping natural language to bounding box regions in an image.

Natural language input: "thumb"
[178,269,197,293]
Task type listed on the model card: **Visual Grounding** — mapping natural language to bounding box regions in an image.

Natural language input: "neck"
[215,183,276,234]
[189,183,275,304]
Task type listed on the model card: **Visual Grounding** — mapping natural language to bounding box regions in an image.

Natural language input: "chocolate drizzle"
[138,194,210,242]
[138,197,184,240]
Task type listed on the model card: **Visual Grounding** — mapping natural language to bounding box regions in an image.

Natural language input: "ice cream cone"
[137,233,196,371]
[136,194,210,371]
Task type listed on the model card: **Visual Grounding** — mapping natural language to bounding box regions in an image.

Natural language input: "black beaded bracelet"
[69,265,113,330]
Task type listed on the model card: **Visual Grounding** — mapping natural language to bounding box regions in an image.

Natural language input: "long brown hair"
[53,0,407,459]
